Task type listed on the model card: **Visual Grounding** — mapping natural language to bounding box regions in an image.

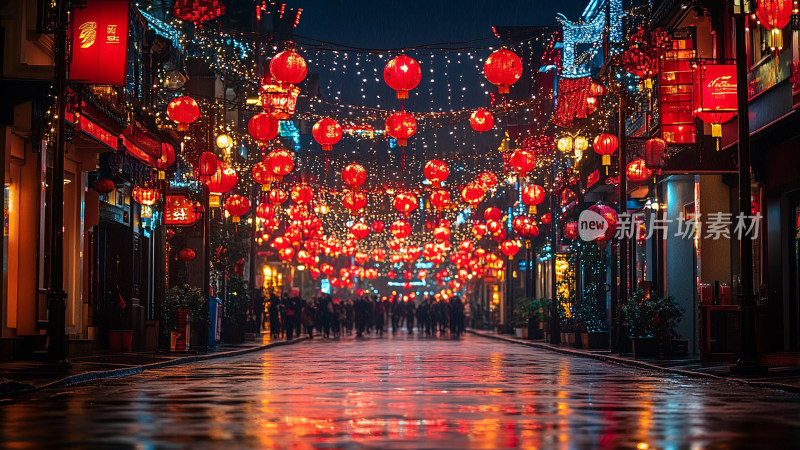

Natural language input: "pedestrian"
[282,293,295,340]
[301,300,315,339]
[375,297,386,337]
[254,287,266,335]
[406,299,415,333]
[268,289,281,338]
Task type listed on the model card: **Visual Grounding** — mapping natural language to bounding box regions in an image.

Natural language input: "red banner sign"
[165,195,204,226]
[69,0,130,85]
[695,63,737,113]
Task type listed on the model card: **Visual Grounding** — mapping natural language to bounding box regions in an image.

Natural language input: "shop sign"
[694,63,737,114]
[165,195,203,226]
[69,0,130,86]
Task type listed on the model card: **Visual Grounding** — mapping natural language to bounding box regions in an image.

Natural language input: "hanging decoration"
[593,133,618,172]
[167,96,200,131]
[393,192,419,217]
[92,179,116,195]
[178,248,196,262]
[430,189,451,210]
[424,160,450,187]
[342,191,368,214]
[483,48,523,94]
[269,49,308,85]
[626,158,653,183]
[644,137,667,170]
[224,195,250,223]
[341,163,367,189]
[756,0,793,50]
[469,108,495,132]
[132,186,160,206]
[172,0,225,25]
[383,55,422,100]
[312,117,343,151]
[248,112,280,143]
[266,149,295,180]
[509,149,536,178]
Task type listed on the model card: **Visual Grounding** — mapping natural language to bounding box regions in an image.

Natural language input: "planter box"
[514,328,528,339]
[632,336,658,359]
[583,331,609,350]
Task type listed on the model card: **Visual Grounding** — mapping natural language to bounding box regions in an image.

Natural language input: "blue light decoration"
[557,0,624,78]
[278,120,301,151]
[139,9,183,50]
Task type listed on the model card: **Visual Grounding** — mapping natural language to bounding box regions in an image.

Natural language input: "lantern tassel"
[401,148,405,171]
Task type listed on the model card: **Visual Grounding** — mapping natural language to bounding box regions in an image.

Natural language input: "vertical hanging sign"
[69,0,130,86]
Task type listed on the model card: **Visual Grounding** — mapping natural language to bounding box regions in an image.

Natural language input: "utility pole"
[47,0,70,363]
[731,4,764,375]
[549,155,560,345]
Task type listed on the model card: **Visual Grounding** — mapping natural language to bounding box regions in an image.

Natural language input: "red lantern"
[589,204,619,243]
[206,163,237,195]
[486,219,503,234]
[173,0,224,24]
[383,55,422,99]
[157,143,176,170]
[350,222,370,240]
[470,108,494,132]
[266,149,294,177]
[167,96,200,131]
[291,185,314,205]
[197,152,218,182]
[424,160,449,186]
[484,207,502,222]
[644,137,667,170]
[385,111,417,147]
[251,161,276,189]
[521,185,545,206]
[260,76,300,119]
[499,240,520,258]
[132,186,160,206]
[472,223,487,238]
[590,83,605,97]
[279,247,295,261]
[509,149,536,177]
[342,191,368,214]
[312,117,343,151]
[390,219,412,239]
[461,183,485,206]
[371,221,385,233]
[342,163,367,189]
[540,213,552,225]
[757,0,792,50]
[178,248,196,262]
[269,50,307,85]
[433,226,451,242]
[248,113,279,143]
[430,189,451,209]
[394,192,418,216]
[564,222,579,240]
[269,189,288,205]
[593,133,619,166]
[475,172,498,190]
[512,215,539,239]
[225,195,250,222]
[166,229,175,239]
[256,203,275,220]
[92,179,115,195]
[626,158,652,183]
[483,49,522,94]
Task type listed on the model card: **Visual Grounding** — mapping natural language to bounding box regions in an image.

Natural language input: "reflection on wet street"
[2,332,800,448]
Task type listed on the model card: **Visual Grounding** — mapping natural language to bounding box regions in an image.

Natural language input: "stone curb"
[468,330,800,394]
[0,337,307,399]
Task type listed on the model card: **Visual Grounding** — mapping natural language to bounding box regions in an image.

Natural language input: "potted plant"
[163,285,209,351]
[622,289,683,359]
[574,283,609,350]
[512,297,545,339]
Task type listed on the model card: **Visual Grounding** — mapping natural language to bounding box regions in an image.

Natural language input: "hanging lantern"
[342,163,367,189]
[588,204,619,243]
[499,240,521,259]
[509,149,536,178]
[256,203,275,220]
[486,219,503,235]
[756,0,792,50]
[248,113,279,143]
[593,133,619,167]
[483,49,523,94]
[205,163,237,200]
[167,96,200,131]
[385,111,417,147]
[350,222,370,240]
[342,191,368,214]
[279,247,295,261]
[540,213,552,225]
[390,219,412,239]
[484,207,502,222]
[470,108,495,132]
[590,83,605,97]
[132,186,160,206]
[157,143,176,171]
[394,192,419,217]
[564,222,579,240]
[476,172,498,190]
[178,248,196,262]
[266,149,294,178]
[251,161,276,191]
[461,183,485,205]
[312,117,343,151]
[383,55,422,99]
[433,226,451,242]
[224,195,250,223]
[92,179,115,195]
[521,184,545,206]
[269,50,308,85]
[371,220,385,233]
[430,189,451,209]
[512,215,539,239]
[260,76,300,119]
[197,152,218,183]
[644,137,667,170]
[215,134,233,150]
[173,0,224,24]
[472,223,487,238]
[626,158,653,183]
[424,160,449,186]
[269,189,288,205]
[291,185,315,205]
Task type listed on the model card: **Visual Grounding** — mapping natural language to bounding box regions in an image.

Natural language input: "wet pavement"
[2,332,800,449]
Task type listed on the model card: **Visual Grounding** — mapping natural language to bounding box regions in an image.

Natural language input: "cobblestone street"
[2,333,800,448]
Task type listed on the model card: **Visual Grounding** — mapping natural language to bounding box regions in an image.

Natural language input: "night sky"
[292,0,587,49]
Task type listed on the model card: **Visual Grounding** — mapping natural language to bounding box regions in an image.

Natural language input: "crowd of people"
[261,289,469,340]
